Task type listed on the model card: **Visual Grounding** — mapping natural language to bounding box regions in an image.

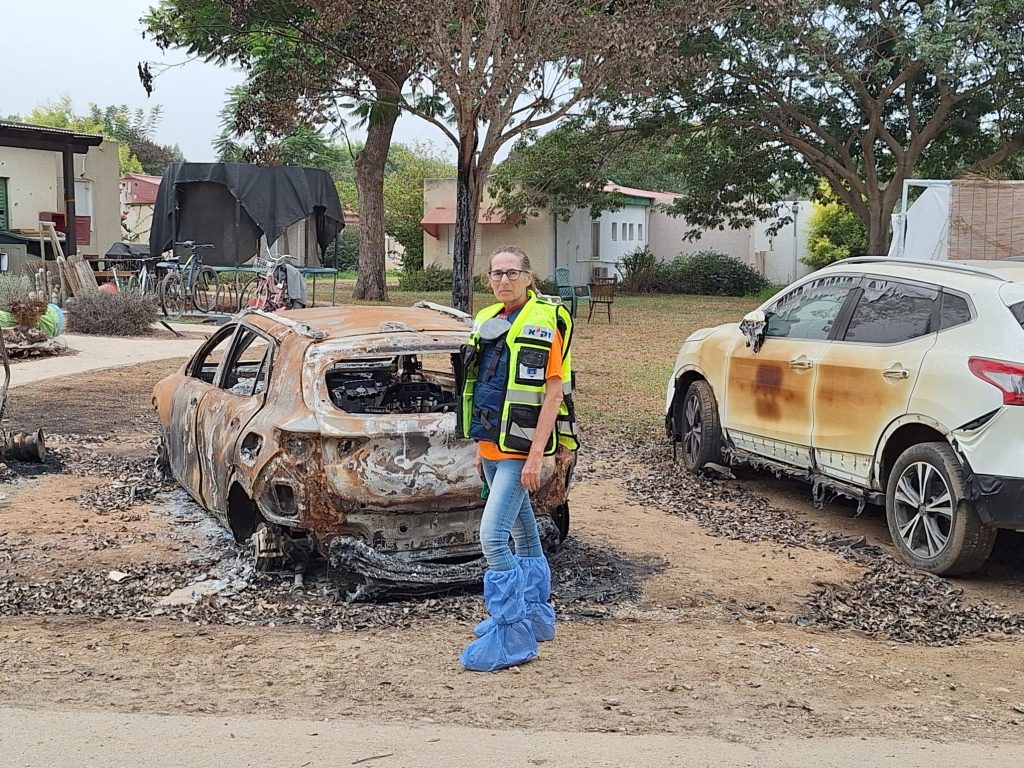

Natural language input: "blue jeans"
[480,458,544,571]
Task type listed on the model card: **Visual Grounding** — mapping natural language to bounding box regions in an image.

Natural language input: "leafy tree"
[144,0,413,302]
[803,185,869,269]
[383,142,454,271]
[215,85,349,173]
[634,0,1024,255]
[381,0,717,312]
[15,96,182,175]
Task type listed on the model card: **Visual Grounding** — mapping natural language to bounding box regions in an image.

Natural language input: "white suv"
[665,258,1024,575]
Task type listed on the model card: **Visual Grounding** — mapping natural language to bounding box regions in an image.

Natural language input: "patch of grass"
[752,284,786,302]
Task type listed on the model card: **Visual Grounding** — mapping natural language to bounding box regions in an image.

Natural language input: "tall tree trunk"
[865,192,897,256]
[452,134,481,313]
[353,78,402,301]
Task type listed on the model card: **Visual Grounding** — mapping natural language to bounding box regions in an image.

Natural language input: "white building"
[422,178,812,285]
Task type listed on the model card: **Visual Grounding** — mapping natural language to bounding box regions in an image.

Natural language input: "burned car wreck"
[153,304,574,599]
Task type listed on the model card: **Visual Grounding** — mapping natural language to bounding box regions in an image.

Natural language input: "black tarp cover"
[149,162,344,265]
[105,242,151,258]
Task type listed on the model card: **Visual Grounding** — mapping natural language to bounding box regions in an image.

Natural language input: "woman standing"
[458,246,578,672]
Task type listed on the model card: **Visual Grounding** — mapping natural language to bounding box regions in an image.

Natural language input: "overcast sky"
[6,0,453,164]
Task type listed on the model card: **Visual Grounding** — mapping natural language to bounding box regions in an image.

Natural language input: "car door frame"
[166,323,241,498]
[721,273,862,468]
[811,274,942,486]
[194,321,277,515]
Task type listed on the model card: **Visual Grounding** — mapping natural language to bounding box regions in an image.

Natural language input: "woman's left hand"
[521,452,543,492]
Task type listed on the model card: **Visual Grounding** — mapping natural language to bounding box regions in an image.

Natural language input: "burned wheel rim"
[893,461,954,559]
[683,392,703,466]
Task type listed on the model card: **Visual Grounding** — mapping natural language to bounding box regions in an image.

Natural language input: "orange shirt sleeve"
[546,329,563,380]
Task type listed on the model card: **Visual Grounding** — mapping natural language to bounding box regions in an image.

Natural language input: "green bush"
[323,227,359,272]
[803,199,867,269]
[534,276,558,295]
[397,264,454,292]
[664,250,769,296]
[66,290,158,336]
[616,247,659,293]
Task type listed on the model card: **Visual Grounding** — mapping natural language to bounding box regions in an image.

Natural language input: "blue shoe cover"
[474,556,556,642]
[461,568,538,672]
[519,555,556,642]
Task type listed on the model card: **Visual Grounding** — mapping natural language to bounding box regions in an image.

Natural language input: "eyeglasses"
[488,269,525,282]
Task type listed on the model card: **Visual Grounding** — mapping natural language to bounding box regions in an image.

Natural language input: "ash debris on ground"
[54,439,173,514]
[587,425,1024,646]
[0,536,661,631]
[586,427,883,562]
[797,560,1024,645]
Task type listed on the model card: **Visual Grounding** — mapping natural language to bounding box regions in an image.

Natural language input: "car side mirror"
[739,310,768,353]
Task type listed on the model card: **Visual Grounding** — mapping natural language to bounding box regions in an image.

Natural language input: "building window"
[628,223,634,241]
[591,220,601,260]
[611,222,617,241]
[638,223,644,241]
[447,225,455,256]
[0,178,8,232]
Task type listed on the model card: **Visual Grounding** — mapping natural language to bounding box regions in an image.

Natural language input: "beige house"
[0,137,120,257]
[120,172,161,244]
[421,177,813,285]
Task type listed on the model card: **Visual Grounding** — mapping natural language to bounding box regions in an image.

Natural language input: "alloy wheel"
[892,461,954,559]
[683,392,703,466]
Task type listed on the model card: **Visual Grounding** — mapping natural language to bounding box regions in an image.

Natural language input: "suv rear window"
[843,279,938,344]
[1011,301,1024,329]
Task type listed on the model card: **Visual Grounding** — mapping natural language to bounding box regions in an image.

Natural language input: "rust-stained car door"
[164,324,239,498]
[194,324,276,514]
[812,278,939,485]
[723,275,859,468]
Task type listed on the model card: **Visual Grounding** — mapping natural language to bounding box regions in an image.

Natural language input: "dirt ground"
[4,360,1024,745]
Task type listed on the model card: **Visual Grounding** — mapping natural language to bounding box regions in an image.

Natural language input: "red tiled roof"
[602,182,679,203]
[420,206,516,239]
[120,173,162,205]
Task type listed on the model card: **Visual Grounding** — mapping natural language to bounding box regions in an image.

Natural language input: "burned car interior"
[326,353,460,415]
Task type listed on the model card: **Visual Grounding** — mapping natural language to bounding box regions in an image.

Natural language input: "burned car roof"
[242,305,472,343]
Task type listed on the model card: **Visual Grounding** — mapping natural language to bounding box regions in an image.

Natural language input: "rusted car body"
[666,257,1024,576]
[153,304,572,598]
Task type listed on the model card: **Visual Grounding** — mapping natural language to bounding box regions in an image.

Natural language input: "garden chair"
[554,267,590,318]
[588,276,616,323]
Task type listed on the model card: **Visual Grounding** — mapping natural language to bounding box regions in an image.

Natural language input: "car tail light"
[968,357,1024,405]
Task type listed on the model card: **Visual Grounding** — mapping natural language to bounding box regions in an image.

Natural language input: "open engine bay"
[326,353,459,415]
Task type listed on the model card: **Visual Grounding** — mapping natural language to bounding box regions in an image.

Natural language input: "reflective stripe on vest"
[460,291,579,455]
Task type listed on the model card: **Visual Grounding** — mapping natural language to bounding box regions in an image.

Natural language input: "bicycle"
[159,241,220,319]
[238,253,304,312]
[124,257,159,298]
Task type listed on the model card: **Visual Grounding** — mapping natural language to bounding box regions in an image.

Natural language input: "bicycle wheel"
[239,275,268,311]
[191,266,220,313]
[160,272,185,320]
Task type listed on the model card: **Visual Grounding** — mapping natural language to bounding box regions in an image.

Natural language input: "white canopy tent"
[887,180,951,261]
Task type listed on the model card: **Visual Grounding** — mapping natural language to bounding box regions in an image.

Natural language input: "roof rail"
[832,257,1011,282]
[240,308,326,339]
[412,300,473,323]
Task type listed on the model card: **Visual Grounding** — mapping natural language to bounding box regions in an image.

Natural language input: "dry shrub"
[9,299,48,328]
[0,274,33,311]
[66,291,158,336]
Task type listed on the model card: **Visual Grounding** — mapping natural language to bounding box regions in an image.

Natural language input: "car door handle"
[883,364,910,380]
[789,356,814,370]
